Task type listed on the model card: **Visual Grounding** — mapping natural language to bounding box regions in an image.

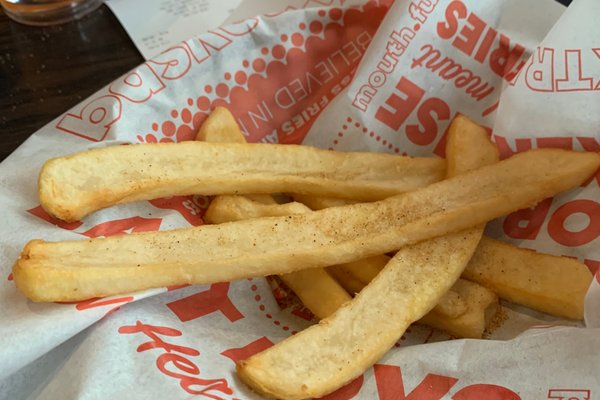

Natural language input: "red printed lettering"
[109,63,165,103]
[157,353,232,396]
[489,34,525,77]
[452,384,520,400]
[27,205,83,230]
[376,75,451,146]
[492,135,533,159]
[537,137,573,150]
[221,337,274,363]
[525,47,554,92]
[406,97,451,146]
[375,77,425,130]
[149,195,209,226]
[474,28,497,64]
[75,296,134,311]
[374,364,458,400]
[547,200,600,247]
[149,45,192,80]
[453,12,485,56]
[119,321,200,356]
[411,44,495,101]
[503,198,553,240]
[320,375,364,400]
[119,321,234,398]
[436,1,467,40]
[80,216,162,238]
[56,95,122,142]
[437,1,527,82]
[547,389,591,400]
[60,296,134,317]
[409,0,439,24]
[185,31,232,64]
[583,259,599,275]
[556,50,594,92]
[577,137,600,185]
[524,47,600,92]
[166,283,244,323]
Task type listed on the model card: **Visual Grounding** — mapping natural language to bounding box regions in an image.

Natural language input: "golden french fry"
[39,142,445,222]
[205,198,352,321]
[14,148,600,302]
[329,256,476,319]
[326,258,385,294]
[291,195,359,210]
[418,279,498,339]
[196,106,248,144]
[205,195,485,327]
[278,270,351,321]
[237,115,499,398]
[299,194,592,321]
[205,196,309,224]
[330,237,592,321]
[237,236,484,399]
[196,107,276,206]
[198,108,351,321]
[434,289,468,318]
[463,236,592,320]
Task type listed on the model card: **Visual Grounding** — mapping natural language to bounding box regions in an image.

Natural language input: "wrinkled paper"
[1,0,599,398]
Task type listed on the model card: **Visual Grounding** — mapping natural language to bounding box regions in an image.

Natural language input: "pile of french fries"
[12,107,599,399]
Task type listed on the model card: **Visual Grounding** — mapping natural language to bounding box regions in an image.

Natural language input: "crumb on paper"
[483,306,508,338]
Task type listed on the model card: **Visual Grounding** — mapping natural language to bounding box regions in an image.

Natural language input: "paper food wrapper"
[1,0,599,398]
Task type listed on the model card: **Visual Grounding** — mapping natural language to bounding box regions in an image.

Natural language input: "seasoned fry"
[38,141,445,222]
[237,115,498,398]
[327,257,386,294]
[299,199,592,320]
[463,237,592,320]
[328,257,476,320]
[418,279,498,339]
[205,195,489,329]
[196,107,276,207]
[199,108,351,321]
[332,238,592,321]
[279,270,351,321]
[206,196,351,321]
[14,148,600,302]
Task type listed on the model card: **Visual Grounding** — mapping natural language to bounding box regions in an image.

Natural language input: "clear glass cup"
[0,0,104,26]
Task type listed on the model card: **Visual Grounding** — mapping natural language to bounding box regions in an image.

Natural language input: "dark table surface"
[0,5,143,161]
[0,1,571,162]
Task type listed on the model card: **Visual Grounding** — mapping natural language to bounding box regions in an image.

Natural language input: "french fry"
[196,106,248,144]
[330,253,499,338]
[205,196,309,224]
[38,141,445,222]
[463,236,592,320]
[205,196,351,321]
[292,195,359,209]
[237,115,499,398]
[196,107,276,206]
[298,193,592,321]
[14,148,600,302]
[327,258,384,294]
[327,256,474,319]
[199,108,350,321]
[319,217,591,321]
[419,278,498,339]
[205,194,495,333]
